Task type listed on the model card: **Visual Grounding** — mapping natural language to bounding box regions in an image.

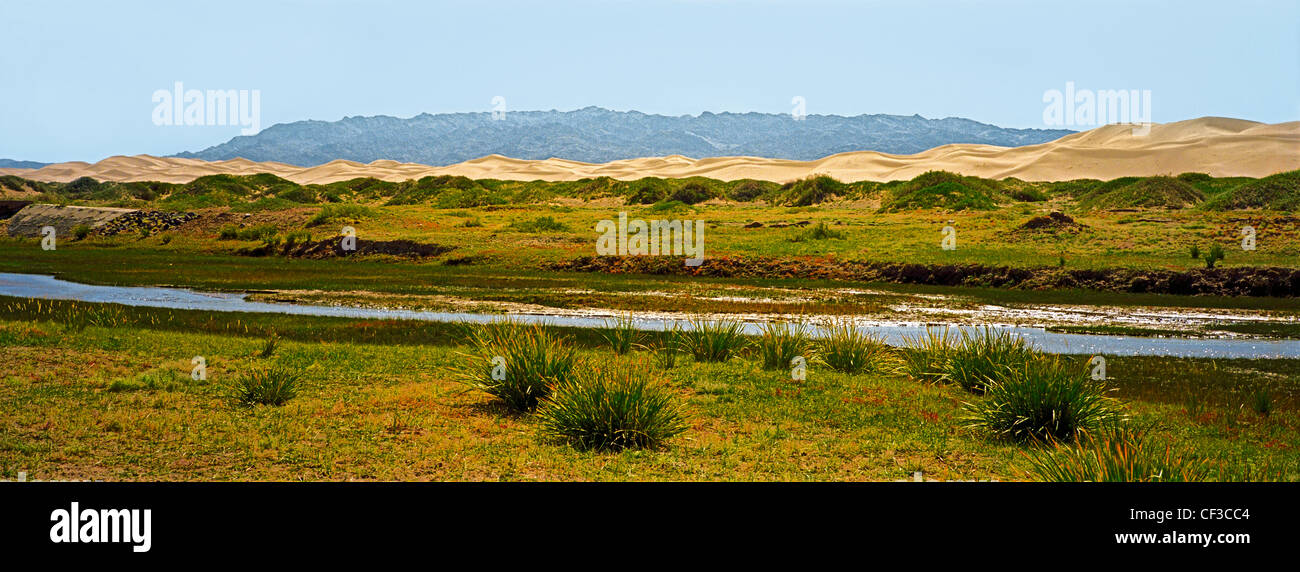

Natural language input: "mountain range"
[170,107,1075,167]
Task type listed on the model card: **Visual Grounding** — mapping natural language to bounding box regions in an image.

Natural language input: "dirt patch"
[1020,211,1087,232]
[552,255,1300,298]
[240,237,455,259]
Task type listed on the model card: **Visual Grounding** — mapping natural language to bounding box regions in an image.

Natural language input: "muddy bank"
[240,237,455,259]
[552,256,1300,297]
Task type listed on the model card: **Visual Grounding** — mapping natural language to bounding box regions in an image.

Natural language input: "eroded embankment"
[552,256,1300,297]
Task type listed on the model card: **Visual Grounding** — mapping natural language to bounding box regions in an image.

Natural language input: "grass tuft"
[679,318,748,363]
[453,320,578,411]
[229,367,302,406]
[817,320,890,374]
[1025,426,1209,482]
[755,321,815,370]
[537,360,689,451]
[963,357,1123,443]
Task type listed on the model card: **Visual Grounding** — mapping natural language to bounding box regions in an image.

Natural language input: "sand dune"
[2,117,1296,185]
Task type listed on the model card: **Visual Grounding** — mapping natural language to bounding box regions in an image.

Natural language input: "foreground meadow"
[0,304,1295,482]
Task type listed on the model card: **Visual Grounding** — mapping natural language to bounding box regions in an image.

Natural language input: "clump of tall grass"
[963,357,1123,443]
[816,320,890,374]
[1025,426,1208,482]
[228,367,302,406]
[679,318,748,363]
[898,327,955,382]
[259,331,279,358]
[943,327,1040,393]
[453,320,577,411]
[649,323,682,370]
[1250,388,1273,416]
[537,360,688,451]
[598,314,640,355]
[1205,244,1225,268]
[789,222,846,242]
[755,321,815,370]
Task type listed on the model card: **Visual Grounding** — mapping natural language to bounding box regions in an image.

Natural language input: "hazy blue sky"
[2,0,1296,162]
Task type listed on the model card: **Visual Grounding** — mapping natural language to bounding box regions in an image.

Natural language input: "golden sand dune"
[2,117,1296,185]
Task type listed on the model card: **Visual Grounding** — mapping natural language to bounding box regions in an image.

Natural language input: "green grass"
[597,314,640,356]
[962,356,1123,443]
[816,320,891,374]
[0,303,1296,481]
[679,318,749,363]
[754,321,815,371]
[790,222,846,242]
[942,327,1040,393]
[228,367,302,406]
[1077,176,1205,210]
[306,203,377,227]
[537,358,688,451]
[1024,426,1210,482]
[453,320,579,412]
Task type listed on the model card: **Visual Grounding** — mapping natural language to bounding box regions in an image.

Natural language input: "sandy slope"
[3,117,1296,185]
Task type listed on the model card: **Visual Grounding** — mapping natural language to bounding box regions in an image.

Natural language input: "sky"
[1,0,1297,162]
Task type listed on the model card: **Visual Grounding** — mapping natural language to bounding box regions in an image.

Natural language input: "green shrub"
[453,320,578,411]
[817,320,890,374]
[680,319,748,363]
[509,216,570,233]
[727,180,775,202]
[1205,244,1225,269]
[626,179,669,204]
[307,203,376,227]
[879,171,1001,212]
[217,224,278,241]
[963,357,1123,443]
[666,182,714,205]
[537,360,688,451]
[1189,245,1200,259]
[755,321,815,371]
[781,175,843,206]
[1025,426,1208,482]
[71,224,92,240]
[229,367,302,406]
[790,222,846,242]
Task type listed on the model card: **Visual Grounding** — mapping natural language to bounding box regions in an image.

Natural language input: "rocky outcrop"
[5,204,135,237]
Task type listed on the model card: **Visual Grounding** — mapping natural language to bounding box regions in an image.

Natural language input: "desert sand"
[2,117,1296,185]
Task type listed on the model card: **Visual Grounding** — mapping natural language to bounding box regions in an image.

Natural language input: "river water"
[2,272,1297,359]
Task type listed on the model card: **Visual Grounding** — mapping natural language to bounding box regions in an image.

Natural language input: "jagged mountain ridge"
[173,107,1075,167]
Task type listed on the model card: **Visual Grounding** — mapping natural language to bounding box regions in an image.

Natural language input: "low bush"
[537,360,688,451]
[679,318,748,363]
[755,321,815,371]
[962,357,1123,443]
[228,367,302,406]
[453,320,578,411]
[817,320,890,374]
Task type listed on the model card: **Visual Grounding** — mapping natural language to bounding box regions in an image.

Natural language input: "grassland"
[0,301,1296,481]
[0,169,1296,481]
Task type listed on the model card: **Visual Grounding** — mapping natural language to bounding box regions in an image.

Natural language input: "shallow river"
[2,272,1297,359]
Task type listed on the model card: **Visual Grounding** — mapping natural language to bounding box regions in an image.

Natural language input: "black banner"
[0,482,1287,562]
